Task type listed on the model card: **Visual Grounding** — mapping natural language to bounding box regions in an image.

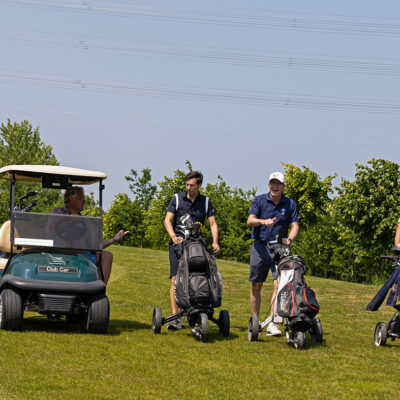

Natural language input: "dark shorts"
[249,241,277,282]
[169,244,180,278]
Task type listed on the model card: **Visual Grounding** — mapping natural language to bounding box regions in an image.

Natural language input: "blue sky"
[1,0,399,206]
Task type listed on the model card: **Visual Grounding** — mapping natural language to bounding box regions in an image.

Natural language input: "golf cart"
[0,165,109,333]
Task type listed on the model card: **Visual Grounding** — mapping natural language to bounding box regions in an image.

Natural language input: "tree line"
[1,119,399,284]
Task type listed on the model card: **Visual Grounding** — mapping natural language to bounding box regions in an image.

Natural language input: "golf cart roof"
[0,165,107,185]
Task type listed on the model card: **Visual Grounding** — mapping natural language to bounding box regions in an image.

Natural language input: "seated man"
[52,186,128,284]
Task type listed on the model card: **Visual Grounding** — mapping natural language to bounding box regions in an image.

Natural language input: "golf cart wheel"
[218,310,230,337]
[248,315,259,342]
[293,331,306,350]
[152,307,162,334]
[374,322,388,347]
[309,318,323,343]
[0,289,23,331]
[86,294,110,334]
[198,312,209,343]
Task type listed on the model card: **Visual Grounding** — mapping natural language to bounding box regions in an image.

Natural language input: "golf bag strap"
[175,193,179,211]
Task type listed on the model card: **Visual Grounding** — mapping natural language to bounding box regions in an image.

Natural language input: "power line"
[1,29,400,76]
[2,0,400,37]
[1,69,399,114]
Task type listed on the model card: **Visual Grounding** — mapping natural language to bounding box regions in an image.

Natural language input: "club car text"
[38,265,78,274]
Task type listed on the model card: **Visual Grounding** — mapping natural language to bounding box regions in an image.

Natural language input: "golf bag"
[174,237,222,309]
[276,255,320,332]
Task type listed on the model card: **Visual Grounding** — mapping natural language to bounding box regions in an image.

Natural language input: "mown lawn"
[0,245,398,399]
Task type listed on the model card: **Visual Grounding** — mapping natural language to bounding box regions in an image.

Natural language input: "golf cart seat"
[0,220,26,255]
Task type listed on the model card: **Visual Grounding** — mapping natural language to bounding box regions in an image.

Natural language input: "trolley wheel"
[374,322,388,347]
[248,315,259,342]
[152,307,162,334]
[218,310,230,337]
[293,331,306,350]
[0,289,23,331]
[198,312,209,343]
[309,318,323,343]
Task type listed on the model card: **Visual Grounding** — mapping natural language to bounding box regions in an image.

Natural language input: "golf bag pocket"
[277,284,295,317]
[189,273,210,304]
[188,242,208,272]
[297,286,320,318]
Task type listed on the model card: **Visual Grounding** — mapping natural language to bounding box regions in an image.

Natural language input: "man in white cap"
[247,171,299,335]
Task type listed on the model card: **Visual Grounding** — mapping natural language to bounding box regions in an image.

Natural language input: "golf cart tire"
[293,331,306,350]
[218,309,230,337]
[152,307,162,334]
[0,288,23,331]
[198,312,209,343]
[248,315,259,342]
[86,294,110,334]
[309,318,323,343]
[374,322,388,347]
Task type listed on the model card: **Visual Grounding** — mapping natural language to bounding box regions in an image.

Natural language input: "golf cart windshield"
[0,165,106,254]
[13,212,102,251]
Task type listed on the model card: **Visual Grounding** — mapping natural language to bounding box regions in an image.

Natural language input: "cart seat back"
[0,220,25,254]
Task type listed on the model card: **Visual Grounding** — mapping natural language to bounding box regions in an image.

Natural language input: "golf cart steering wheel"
[55,218,87,241]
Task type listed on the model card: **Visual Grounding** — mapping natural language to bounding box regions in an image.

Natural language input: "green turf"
[0,245,398,399]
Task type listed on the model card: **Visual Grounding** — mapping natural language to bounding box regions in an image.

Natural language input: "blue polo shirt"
[166,192,215,237]
[249,193,299,242]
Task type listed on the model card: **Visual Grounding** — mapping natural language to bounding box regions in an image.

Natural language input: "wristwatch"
[288,238,293,244]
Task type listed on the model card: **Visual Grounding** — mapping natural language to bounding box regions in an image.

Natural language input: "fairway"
[0,245,398,400]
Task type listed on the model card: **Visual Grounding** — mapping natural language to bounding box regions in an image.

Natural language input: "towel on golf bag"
[174,238,222,309]
[366,266,400,311]
[276,255,320,322]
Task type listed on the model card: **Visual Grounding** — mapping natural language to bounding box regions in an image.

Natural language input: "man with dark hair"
[247,172,299,336]
[52,186,128,284]
[164,171,220,330]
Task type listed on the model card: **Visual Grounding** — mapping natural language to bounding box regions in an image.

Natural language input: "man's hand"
[212,242,220,255]
[281,238,292,246]
[261,217,276,227]
[113,230,130,243]
[172,235,183,245]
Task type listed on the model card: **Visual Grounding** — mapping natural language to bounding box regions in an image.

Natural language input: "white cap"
[268,172,285,183]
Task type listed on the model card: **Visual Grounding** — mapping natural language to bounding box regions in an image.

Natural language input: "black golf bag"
[174,237,222,310]
[276,255,320,332]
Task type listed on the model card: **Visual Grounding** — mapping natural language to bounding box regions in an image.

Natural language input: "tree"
[283,163,335,229]
[0,120,59,223]
[203,177,255,261]
[125,168,156,210]
[103,193,143,247]
[331,159,400,282]
[145,167,187,249]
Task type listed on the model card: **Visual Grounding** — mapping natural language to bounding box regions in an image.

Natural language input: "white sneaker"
[266,322,282,336]
[273,315,283,324]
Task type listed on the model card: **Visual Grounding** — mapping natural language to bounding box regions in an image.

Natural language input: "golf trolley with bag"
[366,247,400,346]
[248,236,323,349]
[151,214,230,342]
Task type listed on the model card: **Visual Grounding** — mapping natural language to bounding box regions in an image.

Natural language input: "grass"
[0,245,398,399]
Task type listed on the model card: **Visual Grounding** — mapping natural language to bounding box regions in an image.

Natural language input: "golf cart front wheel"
[374,322,388,346]
[152,307,162,334]
[248,315,259,342]
[197,312,209,343]
[218,310,230,337]
[86,295,110,334]
[0,289,23,331]
[292,331,306,350]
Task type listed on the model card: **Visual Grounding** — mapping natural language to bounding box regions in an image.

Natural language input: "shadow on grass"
[21,316,150,336]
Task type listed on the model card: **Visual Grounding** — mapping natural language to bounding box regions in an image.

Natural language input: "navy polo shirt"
[166,192,215,237]
[249,193,299,242]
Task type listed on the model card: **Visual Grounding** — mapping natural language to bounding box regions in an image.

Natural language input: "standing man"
[247,172,299,335]
[52,186,129,284]
[164,171,220,330]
